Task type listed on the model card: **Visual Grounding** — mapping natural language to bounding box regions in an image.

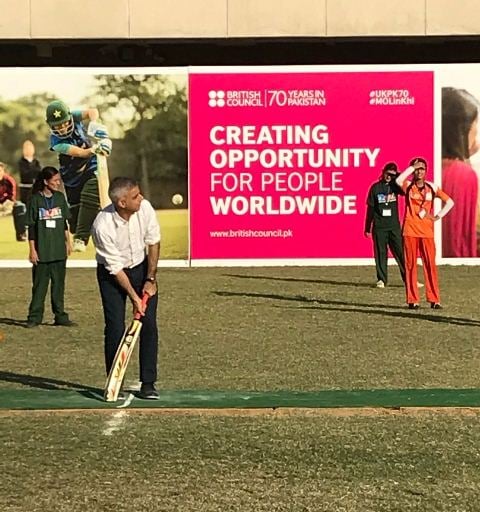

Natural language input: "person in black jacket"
[364,162,406,288]
[18,140,42,206]
[15,140,42,241]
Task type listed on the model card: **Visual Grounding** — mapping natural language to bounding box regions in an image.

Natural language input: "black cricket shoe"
[430,303,443,310]
[138,382,159,400]
[408,303,420,310]
[54,319,77,327]
[25,320,40,328]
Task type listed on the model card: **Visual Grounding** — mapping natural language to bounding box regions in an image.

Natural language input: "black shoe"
[408,303,420,310]
[25,320,40,328]
[54,319,77,327]
[138,383,159,400]
[430,303,443,310]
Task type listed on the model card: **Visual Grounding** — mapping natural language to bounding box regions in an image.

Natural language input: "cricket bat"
[104,294,150,402]
[96,154,111,209]
[87,121,111,209]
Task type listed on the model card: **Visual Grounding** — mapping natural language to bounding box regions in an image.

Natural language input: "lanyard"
[415,184,429,210]
[42,193,54,210]
[385,183,391,206]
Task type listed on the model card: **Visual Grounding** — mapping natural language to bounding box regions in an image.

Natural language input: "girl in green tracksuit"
[26,167,74,328]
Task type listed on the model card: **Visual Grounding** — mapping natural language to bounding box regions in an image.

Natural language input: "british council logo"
[208,90,226,107]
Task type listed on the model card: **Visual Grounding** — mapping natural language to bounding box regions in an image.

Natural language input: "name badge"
[426,192,433,201]
[46,219,56,228]
[382,209,392,217]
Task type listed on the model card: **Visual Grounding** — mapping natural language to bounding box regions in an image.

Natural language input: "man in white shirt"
[91,177,160,399]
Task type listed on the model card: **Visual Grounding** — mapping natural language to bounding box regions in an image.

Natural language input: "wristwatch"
[146,276,156,283]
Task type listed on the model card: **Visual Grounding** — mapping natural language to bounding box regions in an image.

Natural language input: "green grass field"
[0,208,188,260]
[3,412,480,512]
[1,265,480,510]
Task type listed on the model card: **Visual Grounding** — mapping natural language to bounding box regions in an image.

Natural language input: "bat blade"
[104,319,143,402]
[97,154,111,209]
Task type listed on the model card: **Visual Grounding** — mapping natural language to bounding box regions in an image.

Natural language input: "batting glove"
[92,139,112,157]
[87,121,109,139]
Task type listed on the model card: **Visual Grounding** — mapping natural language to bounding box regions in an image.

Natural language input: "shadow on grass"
[213,290,480,327]
[0,317,30,327]
[0,318,77,329]
[0,370,100,394]
[224,273,404,288]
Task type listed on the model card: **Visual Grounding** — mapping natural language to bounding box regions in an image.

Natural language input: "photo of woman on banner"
[441,87,480,257]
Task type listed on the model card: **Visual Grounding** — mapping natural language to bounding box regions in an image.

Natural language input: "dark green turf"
[2,388,480,410]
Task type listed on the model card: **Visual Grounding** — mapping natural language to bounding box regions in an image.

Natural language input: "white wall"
[0,0,479,39]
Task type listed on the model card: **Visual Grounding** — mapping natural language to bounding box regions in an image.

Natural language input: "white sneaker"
[417,282,424,288]
[72,239,87,252]
[376,280,385,288]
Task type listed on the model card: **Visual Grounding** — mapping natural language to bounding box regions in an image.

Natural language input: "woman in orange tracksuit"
[396,158,454,310]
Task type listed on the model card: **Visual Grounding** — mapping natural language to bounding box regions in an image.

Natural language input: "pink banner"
[189,70,434,259]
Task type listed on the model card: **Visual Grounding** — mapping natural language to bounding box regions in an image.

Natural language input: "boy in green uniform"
[26,167,75,328]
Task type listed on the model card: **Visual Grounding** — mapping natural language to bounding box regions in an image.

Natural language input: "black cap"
[382,162,398,177]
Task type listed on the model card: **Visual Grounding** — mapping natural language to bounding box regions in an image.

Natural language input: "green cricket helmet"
[46,100,74,138]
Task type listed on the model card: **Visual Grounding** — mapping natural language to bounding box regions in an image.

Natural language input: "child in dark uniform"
[26,167,75,328]
[364,162,406,288]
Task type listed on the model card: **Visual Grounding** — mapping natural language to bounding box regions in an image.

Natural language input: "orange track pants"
[403,236,440,305]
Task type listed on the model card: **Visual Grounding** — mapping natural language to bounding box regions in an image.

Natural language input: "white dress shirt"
[91,199,161,275]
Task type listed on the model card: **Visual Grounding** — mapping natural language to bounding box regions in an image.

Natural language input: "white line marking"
[117,393,134,409]
[102,410,127,436]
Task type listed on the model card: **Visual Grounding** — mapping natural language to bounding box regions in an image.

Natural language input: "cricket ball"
[172,193,184,206]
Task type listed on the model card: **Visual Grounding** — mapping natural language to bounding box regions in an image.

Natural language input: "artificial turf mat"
[1,388,480,410]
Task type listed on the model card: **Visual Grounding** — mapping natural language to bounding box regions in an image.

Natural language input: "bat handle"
[133,293,150,320]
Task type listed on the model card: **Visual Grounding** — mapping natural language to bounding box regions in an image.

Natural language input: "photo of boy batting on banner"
[45,100,112,252]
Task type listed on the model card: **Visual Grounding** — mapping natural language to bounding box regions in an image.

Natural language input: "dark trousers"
[373,228,405,284]
[66,175,100,243]
[28,260,69,324]
[97,260,158,384]
[12,201,27,240]
[19,186,32,206]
